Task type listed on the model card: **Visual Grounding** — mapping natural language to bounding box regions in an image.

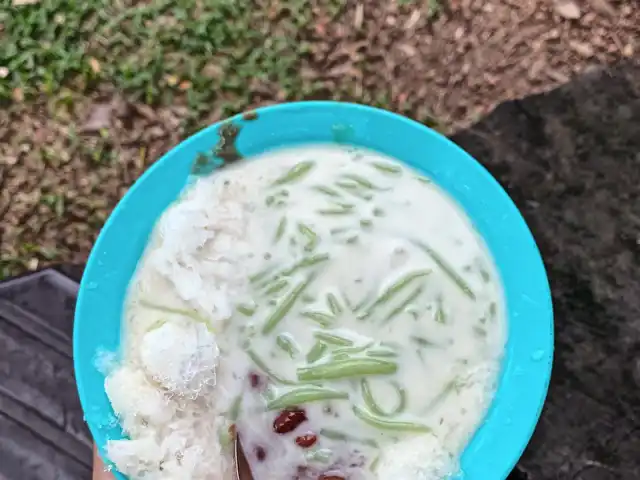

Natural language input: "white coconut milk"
[104,144,506,480]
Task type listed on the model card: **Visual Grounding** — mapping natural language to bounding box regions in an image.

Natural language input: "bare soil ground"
[0,0,638,277]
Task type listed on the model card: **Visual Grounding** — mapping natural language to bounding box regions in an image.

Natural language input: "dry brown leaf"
[88,57,101,74]
[326,64,362,79]
[81,103,112,132]
[587,0,616,17]
[132,103,157,122]
[569,40,595,58]
[397,44,417,57]
[12,87,24,102]
[554,0,582,20]
[547,69,571,83]
[528,58,547,80]
[202,62,222,79]
[165,74,179,87]
[300,66,317,80]
[404,10,421,30]
[354,3,364,29]
[621,5,633,16]
[147,126,166,139]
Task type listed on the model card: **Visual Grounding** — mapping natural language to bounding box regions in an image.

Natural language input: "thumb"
[93,445,115,480]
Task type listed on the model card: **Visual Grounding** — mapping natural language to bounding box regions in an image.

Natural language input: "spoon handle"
[234,435,255,480]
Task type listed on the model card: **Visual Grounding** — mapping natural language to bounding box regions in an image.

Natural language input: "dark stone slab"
[0,269,79,345]
[452,60,640,480]
[55,265,85,284]
[0,269,92,480]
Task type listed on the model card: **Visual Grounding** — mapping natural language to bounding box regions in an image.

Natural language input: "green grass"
[0,0,444,128]
[0,0,445,281]
[0,0,341,116]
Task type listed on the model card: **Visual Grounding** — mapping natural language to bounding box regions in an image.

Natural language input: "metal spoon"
[234,435,255,480]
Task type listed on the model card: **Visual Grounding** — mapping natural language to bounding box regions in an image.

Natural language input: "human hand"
[93,445,115,480]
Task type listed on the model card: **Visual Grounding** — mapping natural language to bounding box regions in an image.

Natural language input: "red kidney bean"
[295,433,317,448]
[273,408,307,434]
[249,372,262,389]
[318,475,345,480]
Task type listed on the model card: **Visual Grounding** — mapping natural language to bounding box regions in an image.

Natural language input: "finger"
[93,445,114,480]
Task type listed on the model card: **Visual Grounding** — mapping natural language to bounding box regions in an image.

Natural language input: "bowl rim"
[74,100,554,480]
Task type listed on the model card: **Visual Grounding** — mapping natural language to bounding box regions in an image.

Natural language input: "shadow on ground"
[454,60,640,480]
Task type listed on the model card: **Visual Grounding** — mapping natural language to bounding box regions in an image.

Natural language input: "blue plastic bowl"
[74,101,553,480]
